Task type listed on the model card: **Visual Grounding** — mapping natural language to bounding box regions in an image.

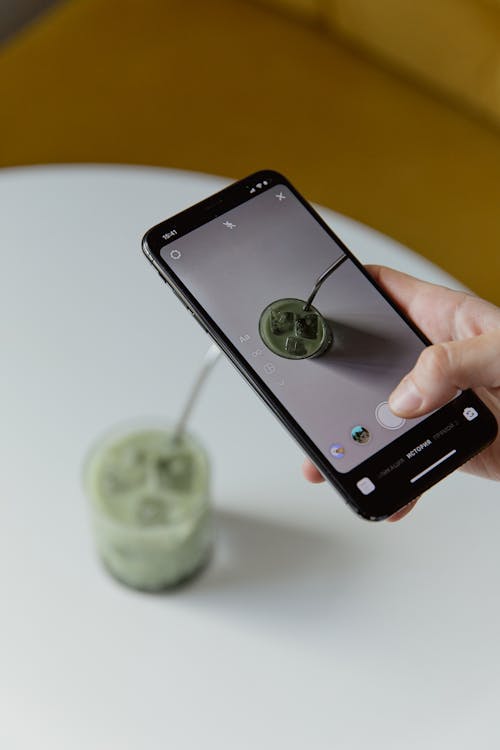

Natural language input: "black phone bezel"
[142,169,498,520]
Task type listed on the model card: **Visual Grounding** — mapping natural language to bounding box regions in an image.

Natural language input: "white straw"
[172,343,222,442]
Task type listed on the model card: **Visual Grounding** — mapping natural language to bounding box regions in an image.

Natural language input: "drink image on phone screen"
[142,171,497,520]
[258,254,347,360]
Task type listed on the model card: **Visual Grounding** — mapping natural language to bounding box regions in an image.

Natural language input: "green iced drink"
[84,425,212,591]
[259,298,333,360]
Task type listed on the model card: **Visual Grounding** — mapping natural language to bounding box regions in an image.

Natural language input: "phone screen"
[144,172,496,519]
[160,184,428,473]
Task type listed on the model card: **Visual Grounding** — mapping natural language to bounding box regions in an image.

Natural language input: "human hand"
[302,265,500,521]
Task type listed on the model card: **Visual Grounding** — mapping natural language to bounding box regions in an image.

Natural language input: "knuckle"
[418,343,452,379]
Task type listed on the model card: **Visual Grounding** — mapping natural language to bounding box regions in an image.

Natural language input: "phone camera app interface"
[161,186,429,473]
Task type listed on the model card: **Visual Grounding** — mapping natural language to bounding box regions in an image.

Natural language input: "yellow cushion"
[0,0,499,302]
[253,0,318,16]
[325,0,500,126]
[256,0,500,126]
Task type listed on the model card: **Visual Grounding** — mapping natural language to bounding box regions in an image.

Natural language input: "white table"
[1,165,499,750]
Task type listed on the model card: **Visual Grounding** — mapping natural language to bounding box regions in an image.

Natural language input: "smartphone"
[142,170,497,520]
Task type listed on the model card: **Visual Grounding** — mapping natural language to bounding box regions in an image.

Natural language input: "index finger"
[365,264,468,344]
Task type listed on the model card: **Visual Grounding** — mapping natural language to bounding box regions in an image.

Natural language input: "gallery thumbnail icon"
[356,477,375,495]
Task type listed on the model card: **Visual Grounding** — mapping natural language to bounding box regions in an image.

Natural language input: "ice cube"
[101,469,136,495]
[156,453,193,491]
[295,312,319,340]
[285,336,307,356]
[270,309,295,335]
[135,496,167,526]
[123,446,147,467]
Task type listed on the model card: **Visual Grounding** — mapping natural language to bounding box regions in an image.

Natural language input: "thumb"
[389,331,500,417]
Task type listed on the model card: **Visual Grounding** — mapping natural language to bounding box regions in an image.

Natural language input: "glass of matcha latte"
[84,422,213,591]
[84,345,220,591]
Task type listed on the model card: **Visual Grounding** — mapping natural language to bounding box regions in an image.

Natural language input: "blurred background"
[0,0,499,302]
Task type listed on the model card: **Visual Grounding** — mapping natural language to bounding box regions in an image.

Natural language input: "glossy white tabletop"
[1,166,499,750]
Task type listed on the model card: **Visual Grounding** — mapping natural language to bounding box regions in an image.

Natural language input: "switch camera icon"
[463,406,479,422]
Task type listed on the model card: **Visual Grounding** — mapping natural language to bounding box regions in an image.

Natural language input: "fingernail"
[389,378,423,415]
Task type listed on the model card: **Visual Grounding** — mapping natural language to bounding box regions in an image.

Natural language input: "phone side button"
[171,287,189,308]
[190,310,209,333]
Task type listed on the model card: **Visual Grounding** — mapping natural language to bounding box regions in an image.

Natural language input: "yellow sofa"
[260,0,500,127]
[0,0,499,302]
